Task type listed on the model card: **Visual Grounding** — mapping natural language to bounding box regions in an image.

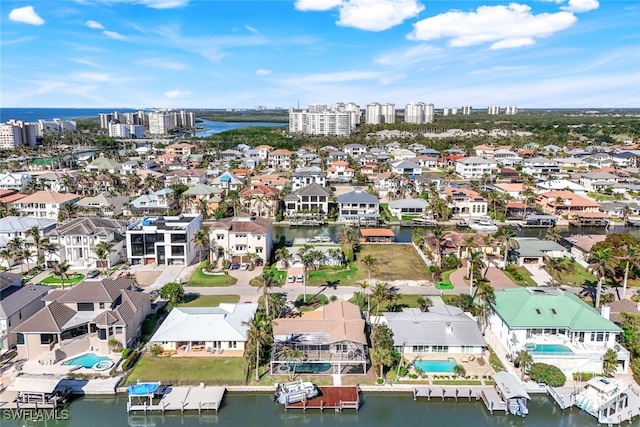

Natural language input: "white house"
[442,187,488,219]
[326,160,355,182]
[129,188,175,212]
[579,172,619,192]
[522,157,560,176]
[0,173,31,191]
[125,214,202,266]
[149,304,258,356]
[291,166,326,190]
[343,143,367,158]
[455,157,497,179]
[388,198,429,219]
[11,191,80,219]
[488,287,628,375]
[337,187,380,223]
[209,215,273,265]
[391,160,422,176]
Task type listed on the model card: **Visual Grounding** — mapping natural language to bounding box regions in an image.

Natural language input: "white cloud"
[409,4,577,49]
[135,0,189,8]
[561,0,599,13]
[295,0,343,11]
[71,72,112,82]
[295,0,424,31]
[164,89,191,98]
[245,24,260,35]
[136,58,189,70]
[103,30,126,40]
[70,58,101,67]
[8,6,45,26]
[256,69,272,76]
[86,20,104,29]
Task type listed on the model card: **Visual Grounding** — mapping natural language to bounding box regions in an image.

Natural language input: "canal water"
[272,224,640,244]
[1,393,600,427]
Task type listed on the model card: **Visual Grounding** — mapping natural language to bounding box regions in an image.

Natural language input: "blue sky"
[2,0,639,109]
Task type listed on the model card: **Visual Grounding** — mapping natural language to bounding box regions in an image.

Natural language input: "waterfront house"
[209,215,273,265]
[441,187,488,219]
[14,278,150,363]
[270,300,367,375]
[423,231,500,266]
[510,238,568,267]
[535,191,600,218]
[564,234,607,263]
[46,217,128,270]
[388,198,429,219]
[284,183,330,219]
[381,305,485,358]
[149,304,258,356]
[125,214,202,266]
[487,287,628,375]
[239,184,280,218]
[0,273,50,352]
[291,166,326,191]
[337,187,380,224]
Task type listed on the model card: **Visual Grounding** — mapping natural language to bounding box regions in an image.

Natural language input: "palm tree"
[27,225,49,270]
[22,248,34,273]
[431,227,445,269]
[256,270,280,318]
[372,282,393,317]
[274,247,290,268]
[417,296,433,312]
[618,245,640,299]
[358,280,371,314]
[0,248,13,269]
[242,313,272,382]
[467,251,486,296]
[326,247,344,266]
[52,261,71,289]
[474,280,496,332]
[514,350,533,380]
[362,254,379,280]
[497,230,519,269]
[545,227,562,243]
[94,240,114,273]
[336,225,358,262]
[542,256,573,286]
[587,248,615,309]
[58,203,80,221]
[602,349,618,377]
[192,230,210,263]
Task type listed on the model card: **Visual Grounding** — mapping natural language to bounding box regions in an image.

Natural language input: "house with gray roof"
[284,183,330,219]
[129,188,175,213]
[337,187,380,224]
[13,278,150,363]
[0,273,50,352]
[391,160,422,176]
[511,237,568,266]
[209,171,243,193]
[75,194,129,217]
[0,216,57,269]
[149,303,258,356]
[291,166,326,190]
[388,198,429,219]
[488,287,628,375]
[381,305,486,356]
[46,217,128,269]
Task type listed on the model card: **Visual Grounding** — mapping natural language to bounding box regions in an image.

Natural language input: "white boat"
[469,218,498,232]
[274,380,318,405]
[573,377,640,424]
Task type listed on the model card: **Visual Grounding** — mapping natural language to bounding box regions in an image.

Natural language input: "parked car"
[287,275,295,283]
[230,263,239,270]
[296,275,304,283]
[435,282,454,290]
[240,263,249,271]
[86,269,100,278]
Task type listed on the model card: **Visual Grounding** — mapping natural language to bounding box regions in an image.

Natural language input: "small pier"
[127,383,225,414]
[284,386,359,412]
[479,388,508,413]
[413,386,478,401]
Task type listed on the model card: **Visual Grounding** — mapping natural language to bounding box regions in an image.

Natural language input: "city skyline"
[1,0,639,109]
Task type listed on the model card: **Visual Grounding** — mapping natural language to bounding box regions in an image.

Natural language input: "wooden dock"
[284,386,359,412]
[127,385,225,414]
[479,388,507,413]
[413,386,478,401]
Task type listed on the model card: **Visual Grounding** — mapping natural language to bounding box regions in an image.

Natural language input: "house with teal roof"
[488,287,629,375]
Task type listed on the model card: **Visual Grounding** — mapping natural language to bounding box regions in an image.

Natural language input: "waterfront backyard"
[306,244,431,286]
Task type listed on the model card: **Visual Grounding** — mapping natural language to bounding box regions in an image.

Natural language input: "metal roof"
[493,371,530,400]
[9,374,65,394]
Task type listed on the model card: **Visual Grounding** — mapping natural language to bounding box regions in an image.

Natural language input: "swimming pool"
[62,352,111,368]
[279,362,332,374]
[414,359,456,373]
[524,343,574,354]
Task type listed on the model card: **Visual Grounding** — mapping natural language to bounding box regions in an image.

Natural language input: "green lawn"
[125,354,247,386]
[441,269,455,284]
[306,264,358,286]
[249,267,286,286]
[503,266,535,287]
[40,274,85,286]
[563,261,596,287]
[349,293,427,314]
[187,261,237,287]
[178,295,240,307]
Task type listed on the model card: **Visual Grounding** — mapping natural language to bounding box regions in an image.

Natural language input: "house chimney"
[601,306,610,320]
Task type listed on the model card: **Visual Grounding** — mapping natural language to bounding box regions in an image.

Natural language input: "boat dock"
[413,386,478,401]
[284,386,359,412]
[479,388,508,413]
[127,384,225,414]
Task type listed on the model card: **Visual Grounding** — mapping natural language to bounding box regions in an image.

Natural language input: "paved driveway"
[524,263,553,286]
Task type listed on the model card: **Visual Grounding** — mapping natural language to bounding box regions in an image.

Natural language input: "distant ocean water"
[0,108,139,122]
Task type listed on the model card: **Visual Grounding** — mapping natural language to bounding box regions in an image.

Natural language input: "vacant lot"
[187,262,237,287]
[306,244,430,286]
[125,355,246,386]
[178,294,240,307]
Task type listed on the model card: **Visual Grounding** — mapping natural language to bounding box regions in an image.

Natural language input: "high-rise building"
[99,113,114,129]
[365,102,395,124]
[462,106,472,115]
[108,123,145,139]
[0,124,21,149]
[505,105,518,115]
[289,103,357,136]
[405,102,434,124]
[35,119,76,137]
[175,110,195,128]
[147,112,175,135]
[7,120,37,147]
[488,106,500,115]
